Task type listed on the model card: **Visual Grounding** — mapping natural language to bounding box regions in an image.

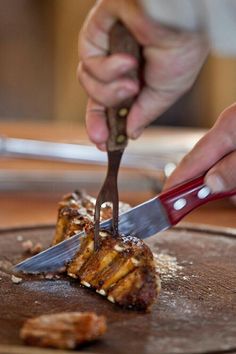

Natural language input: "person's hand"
[78,0,209,150]
[165,103,236,193]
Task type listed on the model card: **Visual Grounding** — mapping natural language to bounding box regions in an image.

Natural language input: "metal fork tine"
[94,150,123,250]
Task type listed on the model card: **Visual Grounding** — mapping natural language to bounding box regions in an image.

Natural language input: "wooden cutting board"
[0,224,236,354]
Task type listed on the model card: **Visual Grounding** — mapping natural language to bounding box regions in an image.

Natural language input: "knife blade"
[14,174,236,274]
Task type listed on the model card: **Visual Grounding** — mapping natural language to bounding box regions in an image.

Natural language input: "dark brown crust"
[53,191,161,311]
[20,312,107,349]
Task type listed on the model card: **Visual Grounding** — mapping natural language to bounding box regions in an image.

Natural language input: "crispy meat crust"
[52,190,129,245]
[68,229,160,310]
[20,312,106,349]
[53,191,161,311]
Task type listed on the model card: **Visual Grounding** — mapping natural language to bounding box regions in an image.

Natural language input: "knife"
[14,174,236,274]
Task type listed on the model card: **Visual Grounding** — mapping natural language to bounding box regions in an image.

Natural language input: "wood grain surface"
[0,224,236,354]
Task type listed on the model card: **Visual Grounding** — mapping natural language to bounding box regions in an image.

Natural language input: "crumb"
[17,235,23,242]
[11,275,22,284]
[22,240,33,252]
[22,240,43,255]
[31,242,43,255]
[45,274,54,280]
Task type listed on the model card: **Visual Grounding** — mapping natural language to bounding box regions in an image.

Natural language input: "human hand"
[165,103,236,194]
[78,0,209,150]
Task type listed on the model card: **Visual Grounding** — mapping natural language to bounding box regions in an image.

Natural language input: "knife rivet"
[173,198,187,210]
[197,186,211,199]
[118,107,129,117]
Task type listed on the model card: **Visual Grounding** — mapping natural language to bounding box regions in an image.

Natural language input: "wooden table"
[0,121,235,230]
[0,121,236,354]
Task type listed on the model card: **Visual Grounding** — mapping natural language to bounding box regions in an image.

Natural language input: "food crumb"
[31,242,43,255]
[22,240,43,255]
[11,275,22,284]
[45,274,54,280]
[22,240,33,252]
[17,235,23,242]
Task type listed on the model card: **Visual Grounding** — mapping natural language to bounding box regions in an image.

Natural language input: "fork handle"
[107,22,142,151]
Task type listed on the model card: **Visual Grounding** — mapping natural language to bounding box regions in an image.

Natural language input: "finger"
[78,62,139,107]
[205,151,236,192]
[85,99,108,145]
[127,38,208,139]
[83,54,137,83]
[164,104,236,190]
[127,86,179,139]
[96,143,107,151]
[79,2,115,59]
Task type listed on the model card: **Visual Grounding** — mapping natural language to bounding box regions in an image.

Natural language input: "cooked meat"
[53,191,161,311]
[52,190,129,245]
[68,229,161,310]
[20,312,107,349]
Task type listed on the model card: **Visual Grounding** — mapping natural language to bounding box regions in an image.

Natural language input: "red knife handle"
[158,175,236,226]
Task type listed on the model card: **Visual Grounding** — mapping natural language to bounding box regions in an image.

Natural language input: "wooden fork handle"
[107,21,142,151]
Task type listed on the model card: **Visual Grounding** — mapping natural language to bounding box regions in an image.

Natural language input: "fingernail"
[117,89,130,98]
[131,127,143,139]
[97,143,106,151]
[205,174,225,193]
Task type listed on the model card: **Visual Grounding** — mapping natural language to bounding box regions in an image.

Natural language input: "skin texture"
[78,0,236,193]
[165,103,236,193]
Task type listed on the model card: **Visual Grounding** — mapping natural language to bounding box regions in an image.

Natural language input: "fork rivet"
[116,134,126,144]
[118,107,129,117]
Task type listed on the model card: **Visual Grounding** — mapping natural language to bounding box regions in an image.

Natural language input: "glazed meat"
[52,190,130,245]
[53,191,161,311]
[20,312,106,349]
[68,229,160,310]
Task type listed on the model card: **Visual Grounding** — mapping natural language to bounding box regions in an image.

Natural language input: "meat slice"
[68,229,161,311]
[53,191,161,311]
[20,312,106,349]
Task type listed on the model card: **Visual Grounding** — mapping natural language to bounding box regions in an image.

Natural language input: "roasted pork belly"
[53,191,161,310]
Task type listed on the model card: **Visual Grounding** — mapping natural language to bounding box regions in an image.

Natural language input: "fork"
[94,21,142,250]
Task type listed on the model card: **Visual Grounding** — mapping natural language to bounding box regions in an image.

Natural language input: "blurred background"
[0,0,235,229]
[1,0,236,126]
